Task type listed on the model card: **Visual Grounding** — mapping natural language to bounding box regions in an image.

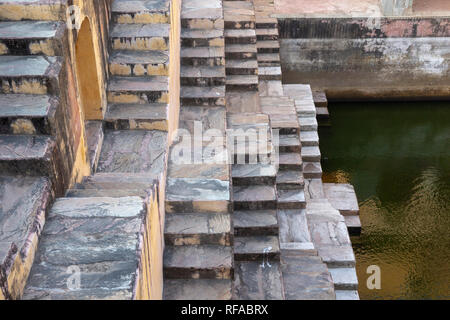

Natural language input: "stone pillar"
[381,0,414,16]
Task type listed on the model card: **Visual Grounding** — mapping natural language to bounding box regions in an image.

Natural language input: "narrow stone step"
[85,120,103,172]
[0,175,51,300]
[65,188,148,198]
[181,47,225,66]
[303,161,322,179]
[301,146,321,162]
[256,28,278,40]
[164,245,233,279]
[180,85,225,106]
[279,152,303,170]
[225,44,257,60]
[277,134,301,153]
[257,40,279,53]
[232,164,276,185]
[226,59,258,75]
[0,94,57,135]
[0,0,67,21]
[181,0,224,30]
[181,65,225,86]
[278,188,306,209]
[268,114,300,135]
[233,185,277,210]
[23,196,150,300]
[164,279,232,300]
[0,21,65,56]
[104,103,168,131]
[329,267,359,290]
[107,76,169,104]
[181,28,224,48]
[0,55,62,95]
[255,16,278,28]
[335,290,360,300]
[112,0,170,24]
[298,116,318,131]
[234,210,278,236]
[224,29,256,44]
[344,215,362,236]
[300,130,319,147]
[109,50,169,76]
[276,170,304,189]
[258,66,281,80]
[257,53,280,65]
[226,75,258,91]
[164,213,231,246]
[234,236,280,261]
[323,183,360,216]
[110,23,170,51]
[224,14,255,29]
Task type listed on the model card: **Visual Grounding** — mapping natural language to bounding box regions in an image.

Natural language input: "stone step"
[234,210,278,236]
[181,0,224,30]
[329,267,359,290]
[112,0,170,24]
[301,146,321,162]
[303,161,322,179]
[109,50,169,76]
[258,66,281,80]
[256,28,278,40]
[0,21,65,56]
[0,175,52,300]
[298,116,318,131]
[224,29,256,44]
[226,59,258,75]
[85,120,103,172]
[344,215,362,236]
[257,40,279,53]
[335,290,360,300]
[276,170,305,189]
[23,196,150,300]
[0,0,67,21]
[257,53,280,65]
[323,183,360,216]
[0,55,62,95]
[223,1,254,9]
[255,16,278,28]
[181,46,225,67]
[234,236,280,261]
[276,134,301,153]
[83,172,158,185]
[224,14,255,29]
[300,130,319,147]
[278,209,313,246]
[225,44,257,60]
[181,29,224,48]
[110,23,170,51]
[232,163,276,185]
[107,76,169,104]
[164,245,233,279]
[181,65,226,86]
[104,103,168,131]
[279,152,303,170]
[0,94,57,135]
[65,188,148,198]
[268,114,300,135]
[258,80,284,97]
[278,188,306,209]
[164,279,232,300]
[225,75,258,91]
[233,185,277,210]
[180,85,225,106]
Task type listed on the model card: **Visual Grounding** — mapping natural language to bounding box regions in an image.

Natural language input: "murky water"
[319,102,450,300]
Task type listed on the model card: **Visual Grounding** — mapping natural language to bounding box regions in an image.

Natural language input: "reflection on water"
[319,102,450,300]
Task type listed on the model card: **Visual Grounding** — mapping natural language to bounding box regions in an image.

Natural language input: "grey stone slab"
[108,76,169,92]
[234,210,278,236]
[0,55,60,77]
[329,267,358,290]
[303,162,322,179]
[109,50,169,65]
[105,103,167,120]
[233,261,284,300]
[301,146,321,162]
[166,178,230,201]
[316,245,356,268]
[180,85,225,98]
[234,236,280,261]
[23,287,133,300]
[323,183,359,216]
[300,130,319,147]
[344,215,362,236]
[276,170,304,188]
[0,135,54,160]
[258,80,283,96]
[0,94,55,118]
[277,134,301,152]
[278,152,302,170]
[280,242,316,255]
[111,23,170,38]
[233,185,276,210]
[232,164,276,185]
[179,106,226,132]
[277,188,306,209]
[0,21,61,39]
[335,290,360,300]
[112,0,170,13]
[278,209,311,244]
[164,279,232,300]
[226,91,259,113]
[66,189,147,198]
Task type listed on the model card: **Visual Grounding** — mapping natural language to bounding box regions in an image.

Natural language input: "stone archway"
[75,18,102,120]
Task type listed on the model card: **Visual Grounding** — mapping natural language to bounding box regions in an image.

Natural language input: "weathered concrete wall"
[279,17,450,100]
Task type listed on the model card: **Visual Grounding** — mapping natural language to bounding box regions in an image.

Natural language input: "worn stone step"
[279,152,302,170]
[85,120,103,172]
[303,161,322,179]
[258,66,281,80]
[110,23,170,51]
[225,44,257,60]
[256,28,278,40]
[323,183,360,216]
[268,114,300,135]
[83,172,158,185]
[255,16,278,28]
[344,215,362,236]
[276,134,301,153]
[65,188,148,198]
[278,209,313,247]
[223,1,254,9]
[335,290,360,300]
[0,0,67,21]
[104,103,168,131]
[181,0,224,29]
[107,76,169,104]
[278,188,306,210]
[164,245,233,279]
[329,267,359,290]
[234,210,278,237]
[259,80,285,97]
[298,116,318,131]
[224,14,255,29]
[23,196,150,300]
[225,75,258,91]
[181,65,226,86]
[0,21,65,56]
[233,185,277,210]
[0,175,52,300]
[234,236,280,261]
[257,53,280,65]
[226,59,258,75]
[276,170,305,189]
[164,279,232,300]
[232,164,276,185]
[300,130,319,147]
[112,0,170,24]
[181,29,224,48]
[257,40,279,53]
[224,29,256,44]
[180,85,225,106]
[0,94,57,135]
[301,146,321,162]
[0,55,62,95]
[164,213,231,246]
[181,46,225,66]
[109,50,169,76]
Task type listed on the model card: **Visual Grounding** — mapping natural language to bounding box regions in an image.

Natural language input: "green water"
[319,102,450,300]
